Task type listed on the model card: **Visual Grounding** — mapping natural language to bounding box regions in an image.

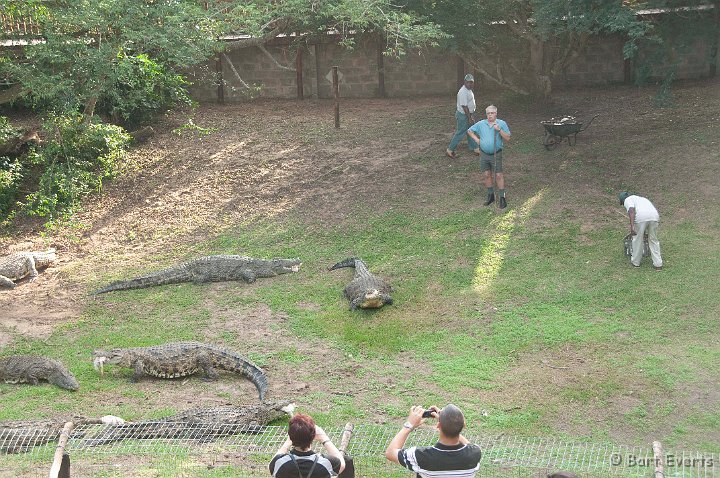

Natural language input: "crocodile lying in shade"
[92,255,301,294]
[328,257,393,310]
[80,400,295,446]
[93,342,268,401]
[0,249,56,288]
[0,355,79,391]
[0,415,124,454]
[0,402,292,453]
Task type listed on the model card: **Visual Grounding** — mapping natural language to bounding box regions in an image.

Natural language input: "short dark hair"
[438,404,465,438]
[288,414,316,449]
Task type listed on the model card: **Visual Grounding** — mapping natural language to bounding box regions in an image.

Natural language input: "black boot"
[499,196,507,209]
[484,193,495,206]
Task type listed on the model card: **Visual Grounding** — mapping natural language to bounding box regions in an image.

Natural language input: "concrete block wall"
[636,36,712,80]
[561,35,626,86]
[383,48,457,96]
[188,33,714,102]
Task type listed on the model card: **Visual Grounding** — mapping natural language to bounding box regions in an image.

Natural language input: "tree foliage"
[400,0,654,95]
[1,0,445,120]
[2,0,216,122]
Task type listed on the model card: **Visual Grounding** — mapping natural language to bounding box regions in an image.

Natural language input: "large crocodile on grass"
[93,342,268,401]
[0,249,56,288]
[0,355,79,391]
[0,415,124,454]
[328,257,393,310]
[91,255,301,294]
[80,400,295,446]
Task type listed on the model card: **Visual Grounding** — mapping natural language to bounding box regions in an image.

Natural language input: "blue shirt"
[469,119,510,154]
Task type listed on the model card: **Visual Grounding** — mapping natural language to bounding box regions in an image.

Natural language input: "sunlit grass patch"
[473,189,545,297]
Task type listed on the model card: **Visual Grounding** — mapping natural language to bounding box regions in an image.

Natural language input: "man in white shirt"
[446,74,478,158]
[619,191,663,270]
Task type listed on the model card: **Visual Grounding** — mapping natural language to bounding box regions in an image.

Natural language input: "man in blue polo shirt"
[385,404,482,478]
[467,105,512,209]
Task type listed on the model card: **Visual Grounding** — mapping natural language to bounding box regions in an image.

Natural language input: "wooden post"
[216,55,224,104]
[314,43,323,98]
[48,421,74,478]
[58,454,71,478]
[652,441,664,478]
[339,423,354,452]
[296,47,304,99]
[377,44,386,98]
[333,66,340,128]
[624,57,633,84]
[338,423,355,478]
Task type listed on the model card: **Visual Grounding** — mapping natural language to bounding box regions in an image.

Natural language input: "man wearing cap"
[619,191,663,270]
[385,404,482,478]
[446,74,479,159]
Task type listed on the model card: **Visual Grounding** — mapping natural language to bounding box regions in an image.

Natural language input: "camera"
[421,409,435,418]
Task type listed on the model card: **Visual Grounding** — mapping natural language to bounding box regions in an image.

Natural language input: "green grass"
[2,84,719,462]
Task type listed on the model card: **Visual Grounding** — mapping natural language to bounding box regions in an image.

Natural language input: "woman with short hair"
[269,413,345,477]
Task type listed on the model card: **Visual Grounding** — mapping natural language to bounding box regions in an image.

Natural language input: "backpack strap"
[288,453,320,478]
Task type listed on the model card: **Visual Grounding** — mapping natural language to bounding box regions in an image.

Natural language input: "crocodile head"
[358,289,393,309]
[34,248,57,267]
[271,258,302,274]
[265,400,296,417]
[92,348,133,375]
[49,368,79,391]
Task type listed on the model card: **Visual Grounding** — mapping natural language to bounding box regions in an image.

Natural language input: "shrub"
[0,117,25,219]
[21,115,131,219]
[98,53,194,126]
[0,157,23,221]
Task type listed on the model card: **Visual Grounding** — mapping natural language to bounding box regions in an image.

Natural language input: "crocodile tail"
[212,348,269,401]
[91,266,191,295]
[328,257,360,271]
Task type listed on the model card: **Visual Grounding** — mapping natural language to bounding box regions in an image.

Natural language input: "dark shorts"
[480,150,503,172]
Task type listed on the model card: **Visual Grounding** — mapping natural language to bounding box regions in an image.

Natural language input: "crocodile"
[0,249,56,288]
[92,255,301,294]
[328,257,393,310]
[0,415,123,454]
[93,342,268,401]
[0,355,79,391]
[80,400,295,446]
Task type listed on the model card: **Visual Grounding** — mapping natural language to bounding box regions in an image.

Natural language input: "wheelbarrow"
[541,114,598,150]
[624,233,650,258]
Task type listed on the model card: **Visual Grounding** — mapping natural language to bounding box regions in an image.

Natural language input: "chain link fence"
[1,423,717,478]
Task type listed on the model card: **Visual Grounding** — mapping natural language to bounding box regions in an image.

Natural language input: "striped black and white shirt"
[269,450,341,478]
[397,442,482,478]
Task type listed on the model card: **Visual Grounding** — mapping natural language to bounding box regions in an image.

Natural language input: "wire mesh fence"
[1,423,717,478]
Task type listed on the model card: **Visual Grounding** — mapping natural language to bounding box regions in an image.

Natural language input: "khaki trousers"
[632,221,662,267]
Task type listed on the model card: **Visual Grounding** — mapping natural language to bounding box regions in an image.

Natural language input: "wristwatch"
[403,421,414,430]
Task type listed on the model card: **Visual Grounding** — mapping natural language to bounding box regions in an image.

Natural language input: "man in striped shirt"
[385,404,482,478]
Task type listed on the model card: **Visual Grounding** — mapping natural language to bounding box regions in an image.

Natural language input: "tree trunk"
[83,96,98,121]
[529,38,552,97]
